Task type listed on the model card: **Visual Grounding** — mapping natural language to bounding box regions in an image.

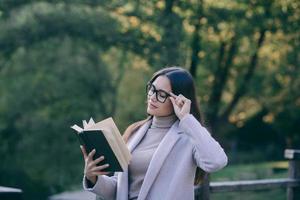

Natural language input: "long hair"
[123,66,206,185]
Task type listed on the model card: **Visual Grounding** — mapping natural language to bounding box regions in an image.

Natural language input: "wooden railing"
[194,149,300,200]
[0,186,23,200]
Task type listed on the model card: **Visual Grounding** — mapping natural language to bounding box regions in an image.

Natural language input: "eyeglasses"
[146,83,171,103]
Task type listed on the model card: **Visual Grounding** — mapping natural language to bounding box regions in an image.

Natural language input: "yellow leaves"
[128,16,140,27]
[259,30,293,73]
[206,0,238,9]
[275,74,291,87]
[245,10,253,18]
[141,24,151,33]
[141,24,161,41]
[206,27,219,42]
[200,17,208,25]
[296,98,300,107]
[229,99,262,127]
[208,75,215,83]
[198,51,206,59]
[217,22,227,30]
[115,7,127,15]
[131,56,151,71]
[183,19,195,33]
[222,91,232,103]
[263,113,275,123]
[205,22,235,42]
[114,3,134,15]
[111,12,161,41]
[155,1,164,9]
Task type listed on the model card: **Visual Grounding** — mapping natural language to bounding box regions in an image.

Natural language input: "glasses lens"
[157,91,168,102]
[147,84,155,96]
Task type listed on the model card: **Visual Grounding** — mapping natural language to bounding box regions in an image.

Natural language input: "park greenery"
[0,0,299,199]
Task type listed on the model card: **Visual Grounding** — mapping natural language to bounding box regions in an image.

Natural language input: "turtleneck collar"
[151,114,177,129]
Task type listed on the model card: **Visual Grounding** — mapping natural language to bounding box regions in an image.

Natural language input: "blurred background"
[0,0,299,199]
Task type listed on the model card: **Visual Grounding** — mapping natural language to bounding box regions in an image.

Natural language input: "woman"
[81,66,228,200]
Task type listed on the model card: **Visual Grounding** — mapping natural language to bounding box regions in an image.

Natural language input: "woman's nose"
[149,92,157,102]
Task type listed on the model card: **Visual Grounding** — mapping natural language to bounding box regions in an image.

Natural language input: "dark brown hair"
[123,66,206,185]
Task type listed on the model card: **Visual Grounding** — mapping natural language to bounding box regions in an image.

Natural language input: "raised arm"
[179,114,228,172]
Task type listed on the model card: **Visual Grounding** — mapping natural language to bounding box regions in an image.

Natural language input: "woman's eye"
[158,92,167,98]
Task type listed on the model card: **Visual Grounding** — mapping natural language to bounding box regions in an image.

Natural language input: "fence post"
[197,172,210,200]
[285,149,300,200]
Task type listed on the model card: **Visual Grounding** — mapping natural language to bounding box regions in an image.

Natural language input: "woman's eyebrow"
[153,85,166,91]
[152,83,171,94]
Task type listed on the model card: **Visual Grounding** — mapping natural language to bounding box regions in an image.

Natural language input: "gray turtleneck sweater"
[128,114,177,200]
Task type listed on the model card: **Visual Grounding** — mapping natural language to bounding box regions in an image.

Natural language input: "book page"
[105,118,132,163]
[88,118,131,164]
[101,128,127,170]
[70,125,83,133]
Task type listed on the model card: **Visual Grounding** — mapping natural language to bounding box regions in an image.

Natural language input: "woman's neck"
[151,114,177,129]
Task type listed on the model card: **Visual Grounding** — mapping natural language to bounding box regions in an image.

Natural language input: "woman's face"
[147,75,174,117]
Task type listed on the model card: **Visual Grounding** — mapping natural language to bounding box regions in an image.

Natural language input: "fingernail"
[106,164,110,167]
[101,156,104,159]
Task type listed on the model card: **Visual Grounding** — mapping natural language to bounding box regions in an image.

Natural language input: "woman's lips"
[149,103,158,109]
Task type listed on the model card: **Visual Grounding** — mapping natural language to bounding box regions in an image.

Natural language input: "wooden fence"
[2,149,299,200]
[195,149,300,200]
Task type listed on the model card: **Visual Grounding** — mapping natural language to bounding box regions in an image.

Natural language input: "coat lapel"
[127,120,152,152]
[116,120,152,200]
[137,121,182,200]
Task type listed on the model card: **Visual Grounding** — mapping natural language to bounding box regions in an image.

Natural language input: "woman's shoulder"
[122,117,152,142]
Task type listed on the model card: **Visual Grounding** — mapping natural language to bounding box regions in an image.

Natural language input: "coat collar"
[127,119,152,152]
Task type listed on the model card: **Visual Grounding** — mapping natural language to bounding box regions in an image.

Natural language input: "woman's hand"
[169,93,191,120]
[80,145,110,184]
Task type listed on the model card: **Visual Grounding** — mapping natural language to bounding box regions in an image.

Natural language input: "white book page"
[82,120,88,129]
[70,125,83,132]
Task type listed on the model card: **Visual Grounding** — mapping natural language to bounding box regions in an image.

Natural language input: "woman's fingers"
[86,164,110,177]
[80,145,88,160]
[170,93,191,119]
[88,156,105,168]
[93,156,105,165]
[170,93,188,107]
[86,149,96,163]
[92,164,110,172]
[169,92,177,98]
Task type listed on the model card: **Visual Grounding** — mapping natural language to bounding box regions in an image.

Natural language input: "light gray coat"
[83,114,228,200]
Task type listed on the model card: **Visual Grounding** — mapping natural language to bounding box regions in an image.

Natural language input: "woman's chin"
[147,108,155,115]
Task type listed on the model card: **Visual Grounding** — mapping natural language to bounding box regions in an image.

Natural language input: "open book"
[71,117,131,172]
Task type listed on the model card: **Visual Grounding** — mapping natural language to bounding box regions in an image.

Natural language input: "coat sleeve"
[179,114,228,172]
[83,173,118,200]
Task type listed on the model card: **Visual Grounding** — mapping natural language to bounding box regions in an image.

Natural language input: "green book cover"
[75,130,123,172]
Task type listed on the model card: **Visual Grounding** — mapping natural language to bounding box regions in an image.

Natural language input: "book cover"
[71,117,131,172]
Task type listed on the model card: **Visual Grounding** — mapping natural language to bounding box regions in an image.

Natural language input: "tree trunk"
[207,37,237,128]
[189,0,203,78]
[220,29,266,121]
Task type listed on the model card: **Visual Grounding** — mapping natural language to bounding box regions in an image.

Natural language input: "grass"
[209,161,289,200]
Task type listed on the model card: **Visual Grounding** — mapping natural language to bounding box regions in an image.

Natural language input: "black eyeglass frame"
[146,82,172,103]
